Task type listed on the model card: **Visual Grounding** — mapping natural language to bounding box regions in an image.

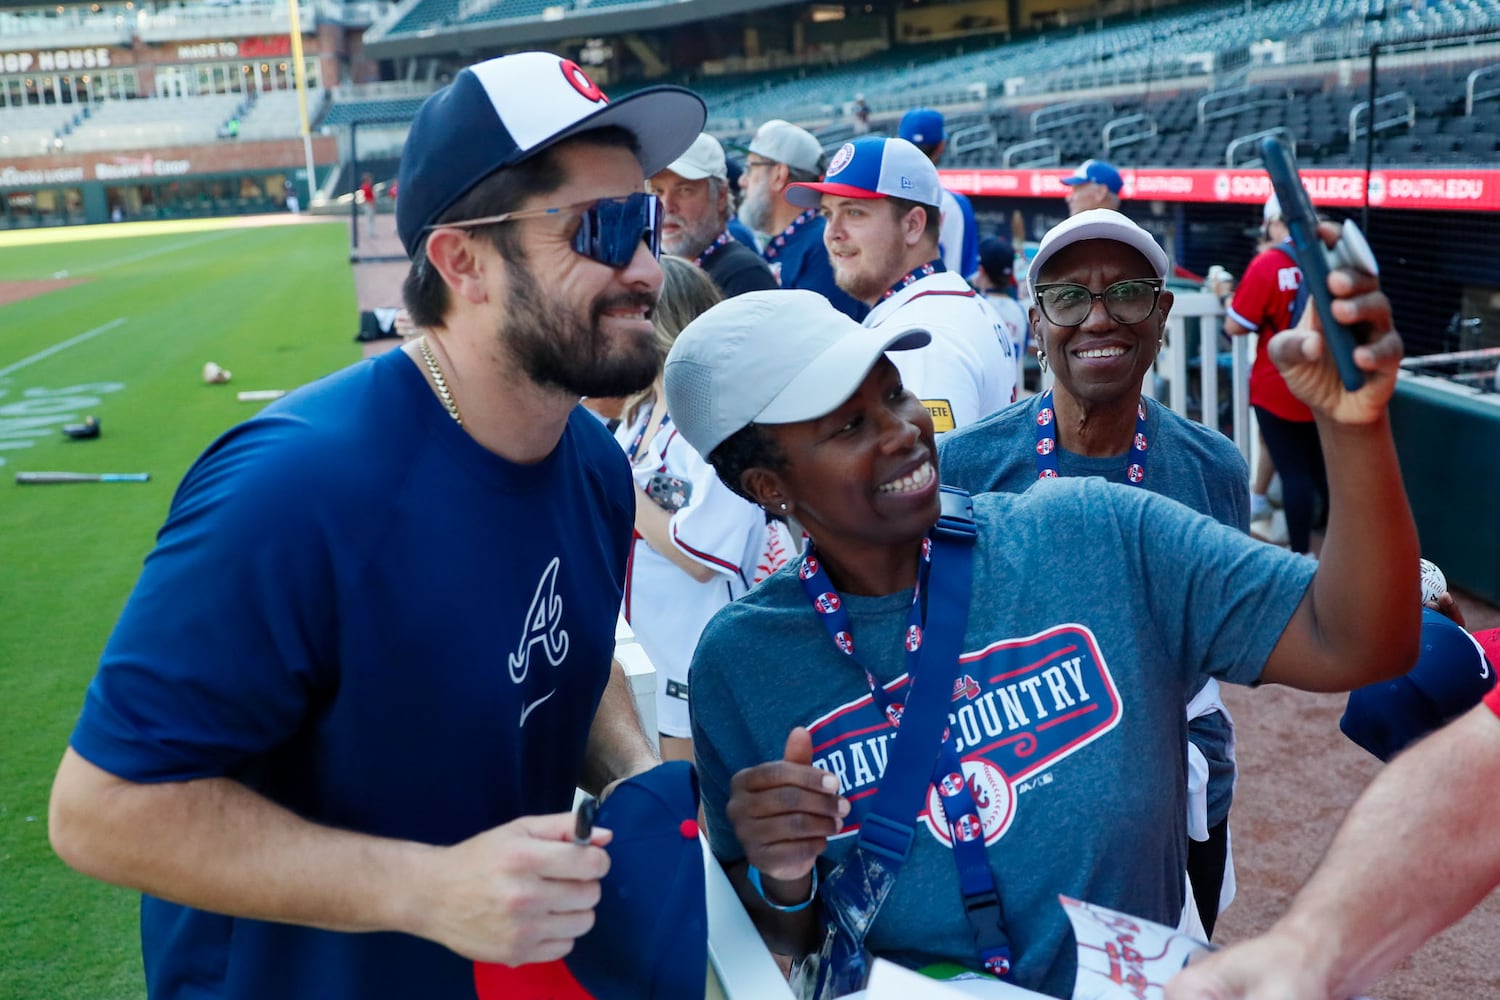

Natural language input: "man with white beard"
[649,132,776,298]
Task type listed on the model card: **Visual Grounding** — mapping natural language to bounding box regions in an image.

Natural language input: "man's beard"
[737,185,773,236]
[504,256,662,399]
[660,210,723,259]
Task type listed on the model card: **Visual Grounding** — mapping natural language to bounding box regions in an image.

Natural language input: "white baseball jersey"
[614,409,782,737]
[981,291,1029,392]
[864,270,1017,434]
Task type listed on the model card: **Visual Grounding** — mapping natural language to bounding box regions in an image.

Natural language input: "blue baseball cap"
[785,136,942,210]
[898,107,945,146]
[1340,608,1497,762]
[473,762,707,999]
[396,51,706,257]
[1061,158,1124,194]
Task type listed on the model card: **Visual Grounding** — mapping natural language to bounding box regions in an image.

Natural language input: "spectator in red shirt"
[359,173,377,237]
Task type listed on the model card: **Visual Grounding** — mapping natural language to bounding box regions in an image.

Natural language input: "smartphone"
[646,472,692,512]
[574,796,598,845]
[1260,135,1377,392]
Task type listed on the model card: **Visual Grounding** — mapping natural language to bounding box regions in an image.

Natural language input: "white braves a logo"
[509,557,570,683]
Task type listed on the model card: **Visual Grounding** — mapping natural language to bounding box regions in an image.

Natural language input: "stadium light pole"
[286,0,319,207]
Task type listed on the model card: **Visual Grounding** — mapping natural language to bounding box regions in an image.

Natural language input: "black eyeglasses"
[426,192,661,269]
[1033,278,1164,327]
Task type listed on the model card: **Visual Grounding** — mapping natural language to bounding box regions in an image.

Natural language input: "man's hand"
[727,727,847,886]
[1271,222,1403,426]
[1165,929,1336,1000]
[416,812,613,966]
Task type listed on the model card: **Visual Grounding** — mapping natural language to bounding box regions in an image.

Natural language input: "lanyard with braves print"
[880,258,945,301]
[693,230,733,268]
[763,209,817,262]
[625,408,671,469]
[1033,389,1151,485]
[797,488,1012,979]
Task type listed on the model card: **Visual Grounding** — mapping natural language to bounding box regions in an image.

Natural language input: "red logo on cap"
[559,59,607,104]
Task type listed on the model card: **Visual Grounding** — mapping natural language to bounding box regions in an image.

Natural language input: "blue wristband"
[747,865,819,913]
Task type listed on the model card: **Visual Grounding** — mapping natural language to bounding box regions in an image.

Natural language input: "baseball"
[1420,558,1447,604]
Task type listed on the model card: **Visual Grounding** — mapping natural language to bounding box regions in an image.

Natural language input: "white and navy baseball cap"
[1028,209,1169,285]
[785,136,941,210]
[1061,158,1124,194]
[396,52,706,256]
[664,289,930,458]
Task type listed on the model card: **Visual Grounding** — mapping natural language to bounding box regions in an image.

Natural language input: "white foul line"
[0,317,128,379]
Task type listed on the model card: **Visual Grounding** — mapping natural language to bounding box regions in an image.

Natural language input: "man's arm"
[1256,238,1421,691]
[1166,704,1500,1000]
[49,748,611,966]
[578,657,660,798]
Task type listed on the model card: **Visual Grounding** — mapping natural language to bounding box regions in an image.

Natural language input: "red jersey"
[359,180,375,203]
[1227,243,1313,422]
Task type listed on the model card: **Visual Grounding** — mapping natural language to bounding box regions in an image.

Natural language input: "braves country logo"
[807,624,1123,848]
[799,555,820,580]
[905,625,924,652]
[1036,437,1055,456]
[835,630,855,655]
[508,557,569,683]
[1037,406,1054,426]
[814,592,842,614]
[827,143,856,177]
[1134,432,1148,451]
[1127,464,1144,483]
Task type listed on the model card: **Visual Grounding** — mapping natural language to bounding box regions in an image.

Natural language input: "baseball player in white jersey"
[786,136,1015,433]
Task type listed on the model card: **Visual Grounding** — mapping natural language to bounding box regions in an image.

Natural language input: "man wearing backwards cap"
[649,131,776,298]
[941,208,1256,939]
[1061,158,1124,215]
[50,51,704,998]
[737,118,867,320]
[788,135,1015,435]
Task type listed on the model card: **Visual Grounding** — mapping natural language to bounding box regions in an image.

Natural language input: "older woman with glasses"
[665,263,1416,997]
[940,210,1252,939]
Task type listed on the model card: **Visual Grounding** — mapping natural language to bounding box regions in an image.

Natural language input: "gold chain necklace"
[418,336,463,427]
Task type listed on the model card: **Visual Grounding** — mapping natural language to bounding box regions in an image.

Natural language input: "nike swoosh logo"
[519,688,556,727]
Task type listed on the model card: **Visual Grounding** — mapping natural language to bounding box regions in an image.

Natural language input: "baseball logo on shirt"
[508,557,569,683]
[814,592,842,614]
[922,759,1015,847]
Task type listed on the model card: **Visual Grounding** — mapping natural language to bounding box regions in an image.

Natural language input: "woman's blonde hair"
[624,255,724,424]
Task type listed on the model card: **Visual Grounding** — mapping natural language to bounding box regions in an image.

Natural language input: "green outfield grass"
[0,218,361,999]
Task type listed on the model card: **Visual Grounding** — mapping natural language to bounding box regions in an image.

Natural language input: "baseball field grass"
[0,216,360,999]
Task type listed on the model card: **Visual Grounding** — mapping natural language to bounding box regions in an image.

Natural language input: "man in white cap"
[649,131,776,298]
[786,135,1015,434]
[1061,158,1124,215]
[737,118,866,320]
[49,51,704,996]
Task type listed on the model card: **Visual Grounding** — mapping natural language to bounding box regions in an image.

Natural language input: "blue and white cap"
[396,51,706,256]
[784,136,942,210]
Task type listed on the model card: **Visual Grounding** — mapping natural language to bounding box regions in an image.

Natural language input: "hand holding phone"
[1260,136,1379,392]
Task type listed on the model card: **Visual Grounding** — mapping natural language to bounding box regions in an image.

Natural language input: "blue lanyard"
[1033,389,1151,485]
[880,258,945,301]
[763,209,817,262]
[693,230,733,268]
[625,408,671,468]
[796,500,1012,979]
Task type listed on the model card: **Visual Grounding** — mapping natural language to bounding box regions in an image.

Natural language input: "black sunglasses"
[426,191,662,269]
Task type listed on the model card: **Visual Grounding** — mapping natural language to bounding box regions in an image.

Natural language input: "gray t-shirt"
[689,482,1313,998]
[939,393,1251,824]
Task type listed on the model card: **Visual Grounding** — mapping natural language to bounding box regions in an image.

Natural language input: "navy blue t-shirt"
[70,347,633,999]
